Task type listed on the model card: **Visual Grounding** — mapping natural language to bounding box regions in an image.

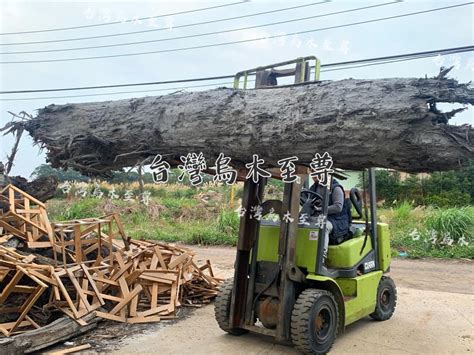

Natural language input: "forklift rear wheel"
[214,278,248,336]
[370,276,397,321]
[291,289,339,354]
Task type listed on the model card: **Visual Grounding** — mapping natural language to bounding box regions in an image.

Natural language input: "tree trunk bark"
[0,313,99,354]
[24,76,473,174]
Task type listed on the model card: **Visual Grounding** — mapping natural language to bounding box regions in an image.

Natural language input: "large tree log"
[24,76,473,174]
[8,175,59,202]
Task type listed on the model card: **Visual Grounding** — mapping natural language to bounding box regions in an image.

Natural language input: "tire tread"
[370,276,397,321]
[214,278,248,335]
[291,289,339,354]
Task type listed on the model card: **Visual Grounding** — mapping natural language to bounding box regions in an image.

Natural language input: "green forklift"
[214,58,397,354]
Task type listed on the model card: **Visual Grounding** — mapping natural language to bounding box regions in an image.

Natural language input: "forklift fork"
[229,56,321,342]
[228,176,304,341]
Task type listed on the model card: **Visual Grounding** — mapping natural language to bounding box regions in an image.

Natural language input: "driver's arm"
[327,187,344,215]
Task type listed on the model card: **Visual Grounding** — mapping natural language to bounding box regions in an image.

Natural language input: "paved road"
[116,246,474,354]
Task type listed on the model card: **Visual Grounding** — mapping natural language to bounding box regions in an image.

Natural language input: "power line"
[0,50,465,102]
[1,46,471,97]
[1,2,471,65]
[2,1,394,55]
[1,1,329,46]
[1,76,234,94]
[321,50,468,72]
[0,82,235,101]
[320,47,473,70]
[0,1,247,35]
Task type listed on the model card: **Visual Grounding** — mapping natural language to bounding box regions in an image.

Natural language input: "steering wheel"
[300,189,323,207]
[350,187,364,218]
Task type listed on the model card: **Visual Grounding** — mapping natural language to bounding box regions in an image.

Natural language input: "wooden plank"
[167,253,190,270]
[53,272,81,319]
[80,264,105,306]
[47,343,91,354]
[127,316,161,324]
[96,311,126,323]
[6,184,46,208]
[92,276,119,287]
[149,252,159,269]
[25,315,41,329]
[8,285,46,335]
[78,277,89,312]
[129,292,139,317]
[141,271,178,281]
[8,187,15,212]
[0,320,32,337]
[109,284,142,315]
[125,270,142,285]
[26,241,53,248]
[0,220,26,239]
[59,308,88,326]
[98,293,124,303]
[151,283,158,309]
[11,213,49,235]
[0,269,24,303]
[28,268,58,287]
[139,274,173,285]
[137,304,173,317]
[11,285,36,293]
[73,225,82,263]
[16,209,42,215]
[66,268,92,312]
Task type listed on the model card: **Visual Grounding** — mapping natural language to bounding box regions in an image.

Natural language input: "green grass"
[380,204,473,259]
[47,184,240,247]
[392,201,413,222]
[47,183,473,259]
[425,207,474,241]
[47,198,103,220]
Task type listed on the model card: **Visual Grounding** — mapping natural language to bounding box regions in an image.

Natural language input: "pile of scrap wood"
[0,183,222,350]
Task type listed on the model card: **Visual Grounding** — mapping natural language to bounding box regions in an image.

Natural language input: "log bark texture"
[25,77,473,174]
[0,313,99,354]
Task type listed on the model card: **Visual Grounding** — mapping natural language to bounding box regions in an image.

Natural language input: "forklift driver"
[309,176,351,262]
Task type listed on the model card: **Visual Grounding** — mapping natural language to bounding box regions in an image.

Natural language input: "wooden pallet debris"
[0,184,54,249]
[0,264,48,336]
[52,214,129,267]
[0,184,222,348]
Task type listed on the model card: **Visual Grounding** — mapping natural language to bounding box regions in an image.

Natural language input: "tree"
[374,170,400,204]
[31,164,89,182]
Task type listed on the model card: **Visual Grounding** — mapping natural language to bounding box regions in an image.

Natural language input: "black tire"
[370,276,397,321]
[214,278,248,335]
[291,289,339,354]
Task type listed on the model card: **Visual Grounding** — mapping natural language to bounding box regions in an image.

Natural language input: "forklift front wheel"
[370,276,397,321]
[214,278,248,336]
[291,289,339,354]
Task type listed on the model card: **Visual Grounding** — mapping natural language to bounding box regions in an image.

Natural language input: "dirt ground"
[58,245,473,354]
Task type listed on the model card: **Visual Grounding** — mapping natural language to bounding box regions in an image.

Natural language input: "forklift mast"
[228,57,379,342]
[233,56,320,89]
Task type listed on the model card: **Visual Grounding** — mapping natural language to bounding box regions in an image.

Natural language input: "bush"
[425,207,474,242]
[393,201,413,222]
[382,205,473,259]
[52,198,102,220]
[216,209,240,236]
[424,191,471,208]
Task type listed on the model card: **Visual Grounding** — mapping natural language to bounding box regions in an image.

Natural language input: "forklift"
[214,57,397,354]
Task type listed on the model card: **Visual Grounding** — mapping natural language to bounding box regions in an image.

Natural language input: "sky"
[0,0,473,178]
